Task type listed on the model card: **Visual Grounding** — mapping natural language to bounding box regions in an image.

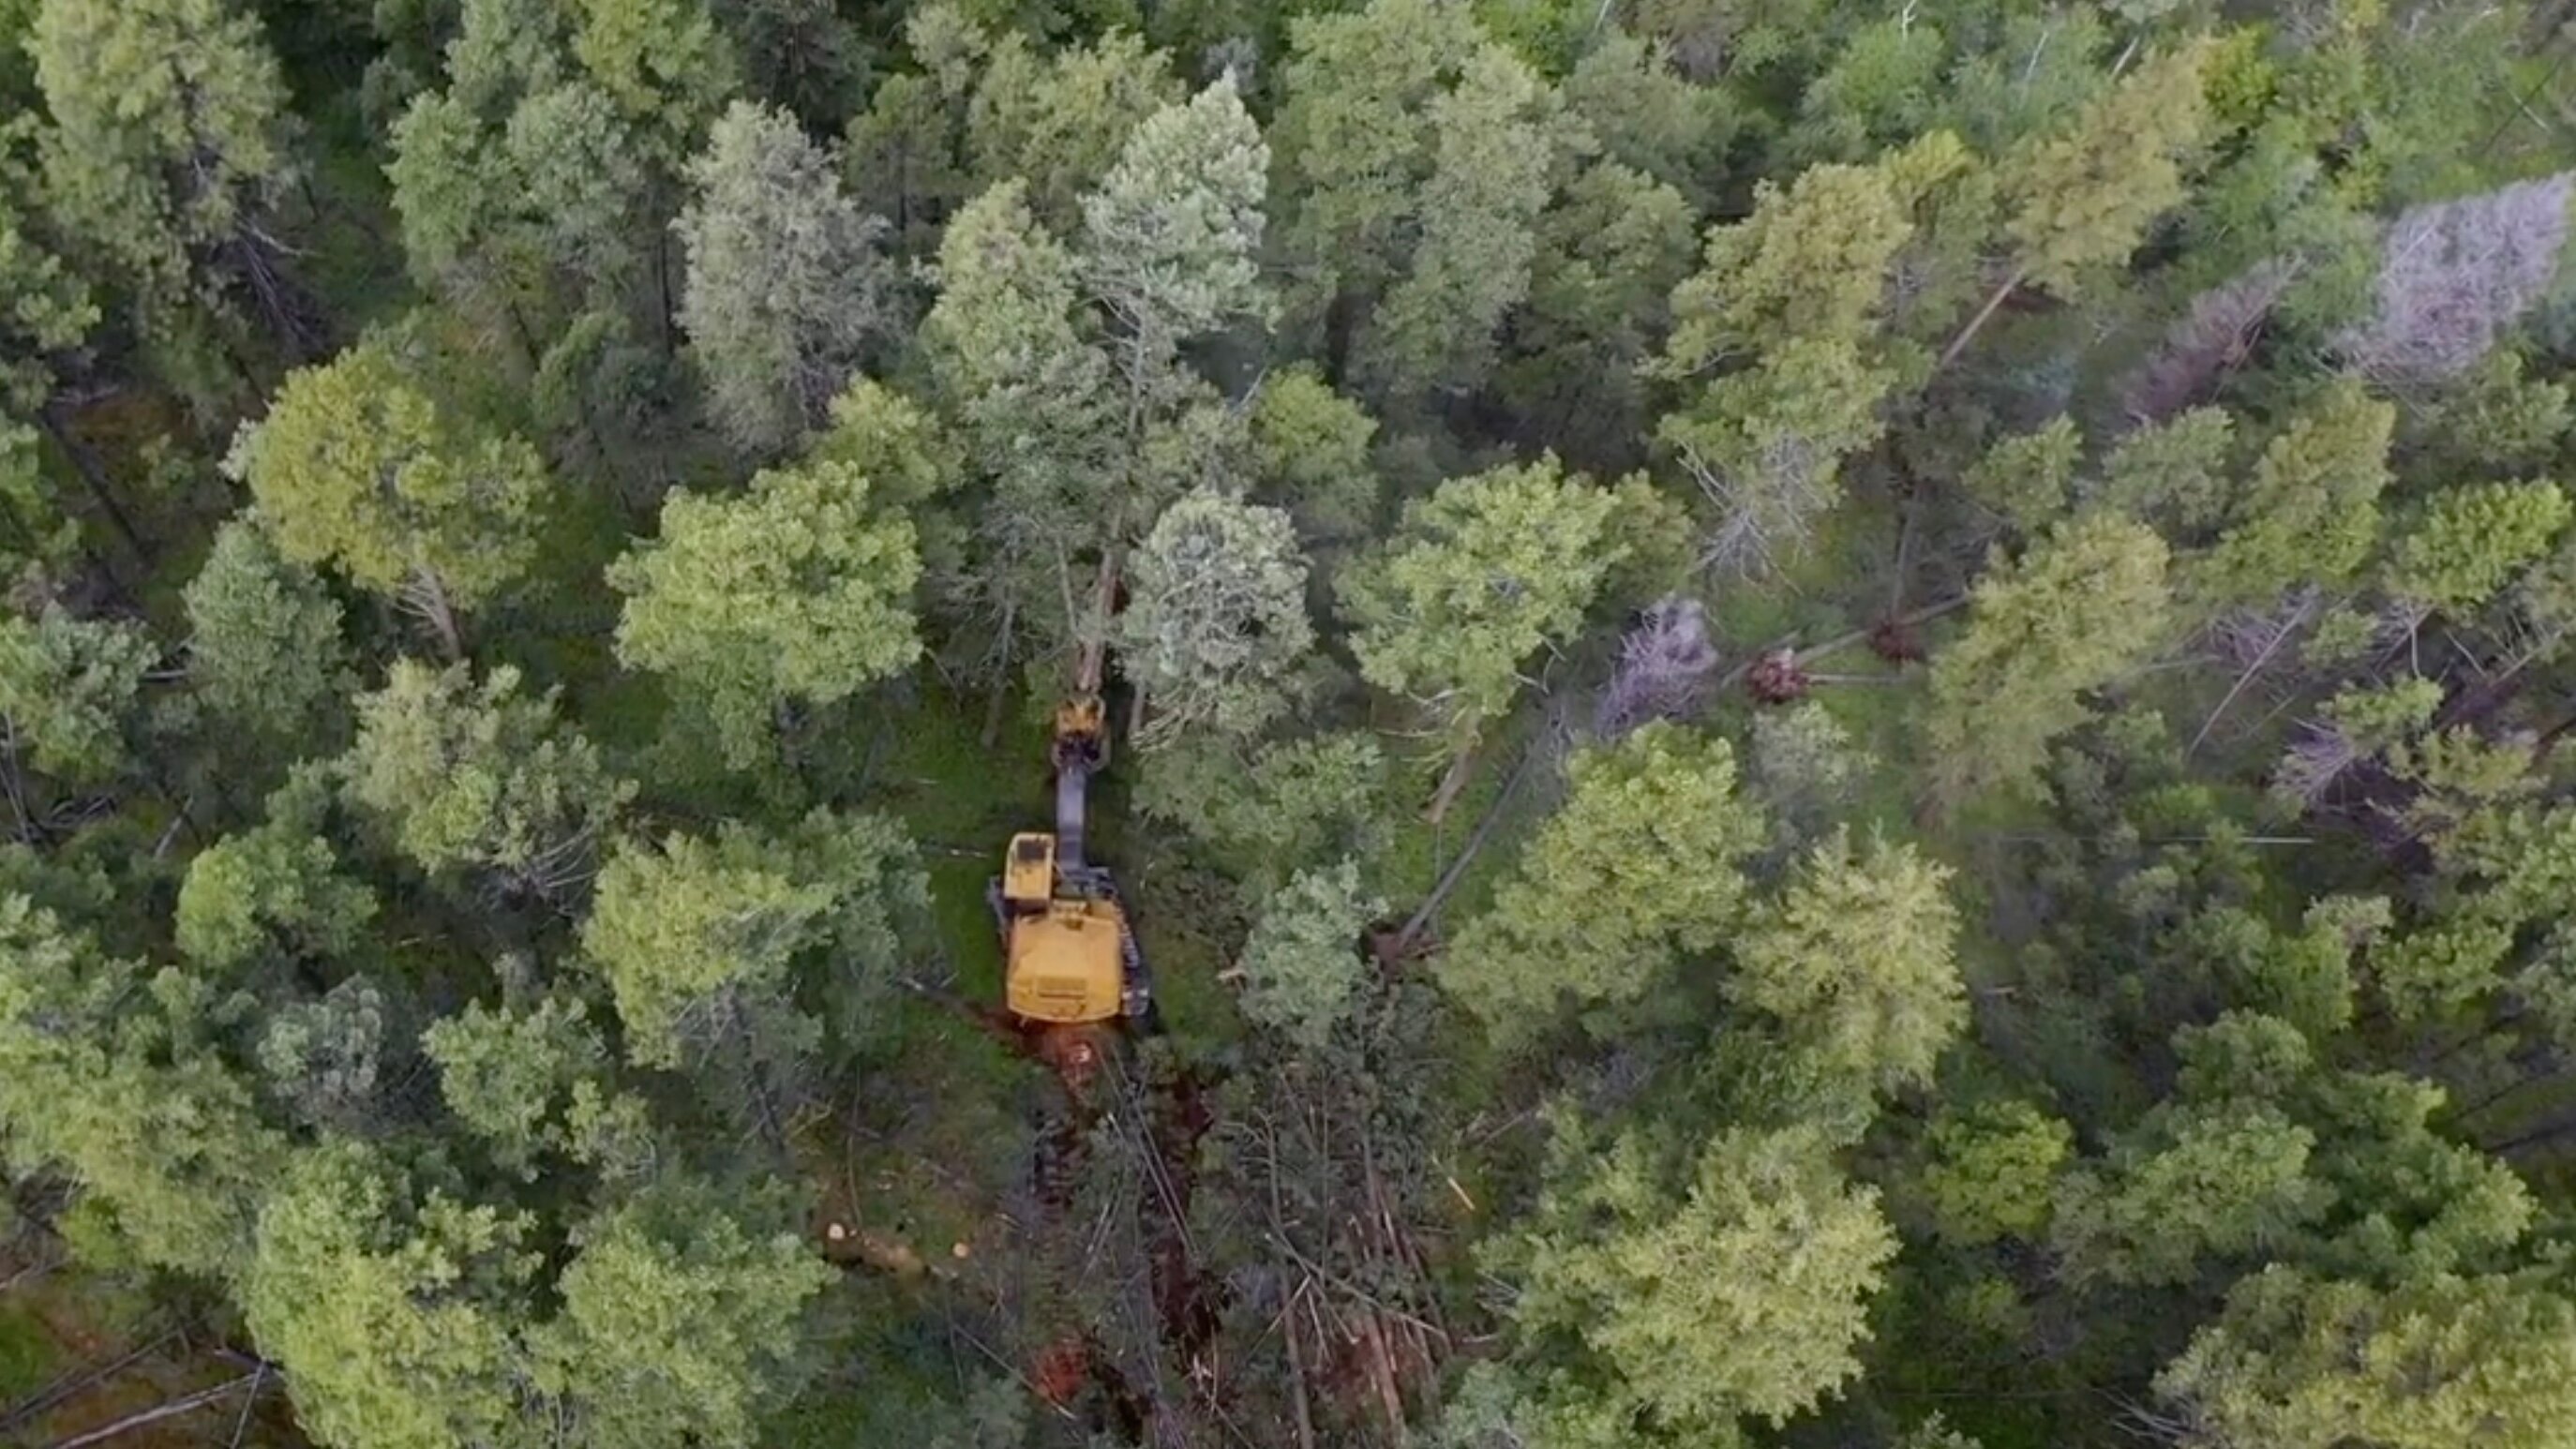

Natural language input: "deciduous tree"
[569,0,740,160]
[608,457,921,768]
[175,775,375,975]
[2385,479,2569,617]
[346,661,631,901]
[422,996,609,1177]
[965,29,1180,231]
[1271,0,1481,345]
[228,337,552,657]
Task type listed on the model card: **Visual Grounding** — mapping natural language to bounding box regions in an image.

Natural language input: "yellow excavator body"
[996,691,1147,1027]
[1005,891,1131,1023]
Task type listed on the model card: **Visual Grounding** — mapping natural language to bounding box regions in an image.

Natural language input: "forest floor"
[0,1252,290,1448]
[779,682,1552,1440]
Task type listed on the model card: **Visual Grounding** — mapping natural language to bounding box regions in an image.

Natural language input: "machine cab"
[999,830,1130,1023]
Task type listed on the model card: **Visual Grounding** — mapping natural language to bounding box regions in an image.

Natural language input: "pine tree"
[30,0,300,355]
[1943,41,2216,365]
[346,661,632,901]
[1355,45,1556,408]
[1508,1122,1899,1432]
[1730,829,1965,1094]
[676,101,893,454]
[2156,1267,2576,1449]
[1341,456,1627,804]
[1115,490,1312,744]
[1928,513,2171,805]
[1442,723,1761,1038]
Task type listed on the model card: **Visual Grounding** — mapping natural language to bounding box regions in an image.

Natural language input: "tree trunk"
[1940,263,2030,369]
[1424,738,1481,825]
[653,231,678,354]
[407,567,466,661]
[36,407,147,563]
[503,295,546,377]
[41,1371,261,1449]
[1281,1288,1319,1449]
[1396,743,1539,954]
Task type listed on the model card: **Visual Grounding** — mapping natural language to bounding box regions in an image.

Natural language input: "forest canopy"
[5,1,2576,1447]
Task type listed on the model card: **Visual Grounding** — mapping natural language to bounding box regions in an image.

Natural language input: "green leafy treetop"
[2384,478,2570,617]
[243,1143,830,1449]
[608,456,922,769]
[2155,1266,2576,1449]
[1342,456,1627,763]
[182,518,353,769]
[227,336,553,658]
[1920,1099,2074,1247]
[174,771,376,976]
[1355,43,1557,410]
[1115,489,1313,745]
[2191,382,2396,609]
[1079,74,1271,365]
[1945,40,2216,362]
[346,660,634,904]
[1964,417,2083,534]
[0,895,285,1278]
[579,810,924,1072]
[1442,723,1762,1041]
[421,995,608,1178]
[1729,829,1965,1095]
[1271,0,1482,330]
[919,179,1118,682]
[0,606,159,786]
[1247,366,1381,545]
[1236,859,1384,1052]
[1505,1120,1899,1434]
[1133,730,1386,897]
[675,100,893,456]
[30,0,293,336]
[1652,133,1968,572]
[1658,157,1918,370]
[963,27,1181,231]
[1928,512,2172,806]
[0,125,98,417]
[568,0,740,161]
[240,1142,535,1449]
[2051,1102,2334,1288]
[528,1180,833,1449]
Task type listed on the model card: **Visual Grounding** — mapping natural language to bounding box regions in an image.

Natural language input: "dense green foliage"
[6,1,2576,1447]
